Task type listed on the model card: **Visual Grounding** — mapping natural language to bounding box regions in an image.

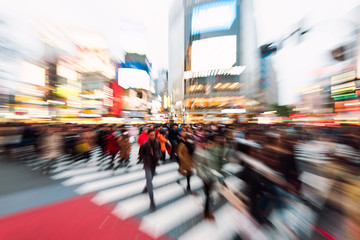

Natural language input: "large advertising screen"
[191,35,236,71]
[20,62,45,87]
[117,68,150,90]
[191,0,236,36]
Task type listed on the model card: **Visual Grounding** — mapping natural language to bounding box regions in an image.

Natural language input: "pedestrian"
[139,129,162,211]
[158,129,167,162]
[117,129,132,168]
[194,134,223,220]
[177,130,194,192]
[137,127,149,164]
[38,126,65,174]
[137,128,149,146]
[168,124,179,160]
[81,126,97,162]
[104,128,120,170]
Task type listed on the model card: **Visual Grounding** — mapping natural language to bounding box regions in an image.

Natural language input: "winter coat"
[139,139,162,172]
[194,146,227,183]
[168,128,179,142]
[81,131,97,150]
[117,135,131,160]
[39,132,64,161]
[211,145,229,174]
[158,134,167,153]
[137,131,149,146]
[177,140,193,175]
[104,133,119,155]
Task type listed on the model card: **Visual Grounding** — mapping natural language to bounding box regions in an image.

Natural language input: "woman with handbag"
[177,130,195,192]
[158,129,167,162]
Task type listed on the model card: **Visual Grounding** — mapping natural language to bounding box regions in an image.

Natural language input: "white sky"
[0,0,174,73]
[254,0,360,104]
[1,0,359,104]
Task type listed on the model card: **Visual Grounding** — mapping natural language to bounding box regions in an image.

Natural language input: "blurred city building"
[155,69,168,96]
[288,5,360,125]
[150,69,169,122]
[256,44,278,110]
[169,0,260,123]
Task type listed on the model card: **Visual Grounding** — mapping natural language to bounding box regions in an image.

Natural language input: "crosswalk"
[21,144,335,239]
[39,146,260,239]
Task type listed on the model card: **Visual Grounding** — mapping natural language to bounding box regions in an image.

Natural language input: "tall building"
[168,0,185,107]
[169,0,260,122]
[257,44,278,109]
[155,69,168,96]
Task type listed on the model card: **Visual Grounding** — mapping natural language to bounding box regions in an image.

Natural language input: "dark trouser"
[42,157,58,173]
[144,165,156,205]
[170,140,177,159]
[107,153,117,169]
[186,173,191,191]
[84,151,91,162]
[203,180,214,215]
[161,152,166,161]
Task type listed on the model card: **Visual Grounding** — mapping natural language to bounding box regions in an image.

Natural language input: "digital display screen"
[20,62,45,87]
[191,35,237,71]
[118,68,150,90]
[191,0,236,35]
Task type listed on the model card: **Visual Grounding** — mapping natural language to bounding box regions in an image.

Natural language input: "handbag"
[165,140,171,149]
[167,146,172,155]
[75,142,90,153]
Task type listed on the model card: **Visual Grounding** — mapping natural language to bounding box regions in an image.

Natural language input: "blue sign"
[120,62,150,74]
[191,0,237,36]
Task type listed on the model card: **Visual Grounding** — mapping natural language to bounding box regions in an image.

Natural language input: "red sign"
[109,81,123,116]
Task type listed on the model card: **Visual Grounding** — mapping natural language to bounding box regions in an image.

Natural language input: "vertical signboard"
[110,81,123,116]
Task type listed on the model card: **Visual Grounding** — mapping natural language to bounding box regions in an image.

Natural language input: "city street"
[0,0,359,239]
[0,142,350,239]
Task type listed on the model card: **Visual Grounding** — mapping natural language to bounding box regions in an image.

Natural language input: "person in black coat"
[168,124,179,160]
[139,129,162,211]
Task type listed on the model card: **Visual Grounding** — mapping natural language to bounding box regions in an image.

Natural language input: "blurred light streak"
[344,102,360,106]
[331,82,355,91]
[183,66,246,79]
[331,71,356,85]
[47,100,66,105]
[333,93,357,100]
[331,87,356,94]
[335,108,360,112]
[221,109,246,114]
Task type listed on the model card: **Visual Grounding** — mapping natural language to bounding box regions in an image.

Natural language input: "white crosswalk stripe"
[113,176,204,220]
[139,175,244,238]
[75,162,179,194]
[92,170,183,205]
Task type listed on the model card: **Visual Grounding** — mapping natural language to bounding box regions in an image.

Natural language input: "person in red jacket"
[104,130,120,170]
[137,128,149,146]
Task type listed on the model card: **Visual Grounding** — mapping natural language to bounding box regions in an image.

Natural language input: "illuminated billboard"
[191,35,236,71]
[191,0,236,36]
[117,68,150,90]
[20,62,45,87]
[57,65,77,80]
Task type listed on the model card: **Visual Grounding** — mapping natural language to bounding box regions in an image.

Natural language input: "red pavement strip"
[0,194,171,240]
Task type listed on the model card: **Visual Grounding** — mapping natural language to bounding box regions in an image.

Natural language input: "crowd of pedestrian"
[1,121,359,236]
